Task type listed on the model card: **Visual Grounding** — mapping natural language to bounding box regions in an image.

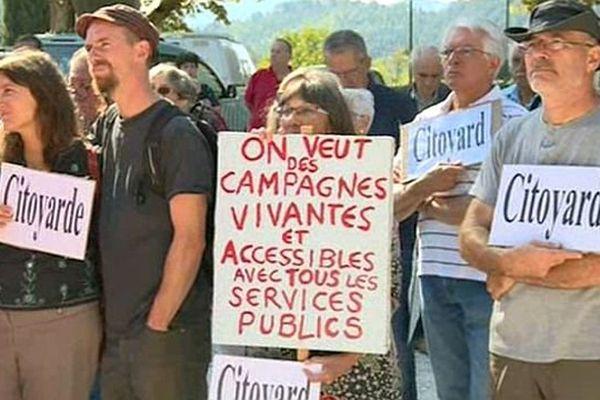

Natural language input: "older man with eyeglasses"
[323,30,414,144]
[460,1,600,399]
[393,19,527,400]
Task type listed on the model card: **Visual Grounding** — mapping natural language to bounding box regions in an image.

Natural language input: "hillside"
[199,0,528,61]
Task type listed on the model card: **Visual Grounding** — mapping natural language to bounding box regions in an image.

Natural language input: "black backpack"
[90,102,218,268]
[141,102,218,275]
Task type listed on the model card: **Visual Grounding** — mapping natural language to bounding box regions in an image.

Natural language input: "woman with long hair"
[0,50,101,400]
[250,68,403,400]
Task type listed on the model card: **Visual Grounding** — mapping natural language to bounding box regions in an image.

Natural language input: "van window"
[197,62,223,97]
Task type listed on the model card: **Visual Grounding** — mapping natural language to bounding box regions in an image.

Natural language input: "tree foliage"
[207,0,510,61]
[1,0,233,43]
[144,0,233,31]
[521,0,600,11]
[253,25,409,87]
[257,27,330,69]
[3,0,49,44]
[372,49,410,87]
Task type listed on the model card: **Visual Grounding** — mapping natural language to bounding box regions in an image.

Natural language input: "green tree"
[3,0,49,44]
[372,49,410,87]
[257,27,331,69]
[143,0,233,31]
[253,25,410,87]
[521,0,600,11]
[50,0,140,34]
[2,0,234,43]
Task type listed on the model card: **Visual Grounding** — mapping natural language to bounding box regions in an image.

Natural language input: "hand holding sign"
[250,126,275,142]
[303,353,361,384]
[417,163,466,196]
[0,204,12,227]
[486,273,516,300]
[497,241,582,279]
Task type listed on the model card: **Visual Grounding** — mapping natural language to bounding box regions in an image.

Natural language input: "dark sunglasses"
[156,86,173,96]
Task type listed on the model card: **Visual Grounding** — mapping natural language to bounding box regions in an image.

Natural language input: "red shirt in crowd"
[244,66,281,130]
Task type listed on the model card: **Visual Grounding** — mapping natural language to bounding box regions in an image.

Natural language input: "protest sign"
[0,163,96,260]
[209,355,320,400]
[213,133,394,354]
[401,100,502,181]
[490,164,600,253]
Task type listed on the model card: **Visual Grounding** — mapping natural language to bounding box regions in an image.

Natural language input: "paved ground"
[416,351,438,400]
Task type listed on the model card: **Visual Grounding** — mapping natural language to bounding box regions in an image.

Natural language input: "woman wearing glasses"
[150,63,198,113]
[150,63,228,132]
[249,68,402,400]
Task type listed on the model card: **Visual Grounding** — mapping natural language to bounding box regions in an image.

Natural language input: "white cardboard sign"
[213,133,394,354]
[401,101,501,181]
[490,164,600,252]
[0,163,96,260]
[209,355,320,400]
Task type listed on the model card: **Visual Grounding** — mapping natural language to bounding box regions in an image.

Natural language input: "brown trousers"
[0,302,102,400]
[491,353,600,400]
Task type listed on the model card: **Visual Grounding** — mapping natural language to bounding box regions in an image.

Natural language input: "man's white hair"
[410,46,441,68]
[442,19,506,76]
[343,88,374,119]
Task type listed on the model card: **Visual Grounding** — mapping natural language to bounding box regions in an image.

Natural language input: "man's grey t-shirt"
[96,100,213,335]
[471,106,600,362]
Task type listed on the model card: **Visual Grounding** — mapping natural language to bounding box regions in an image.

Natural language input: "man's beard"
[95,74,118,95]
[92,63,119,95]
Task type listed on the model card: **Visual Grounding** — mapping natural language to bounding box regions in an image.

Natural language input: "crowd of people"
[0,0,599,399]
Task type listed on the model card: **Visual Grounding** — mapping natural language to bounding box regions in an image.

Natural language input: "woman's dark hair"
[0,51,80,165]
[266,68,355,134]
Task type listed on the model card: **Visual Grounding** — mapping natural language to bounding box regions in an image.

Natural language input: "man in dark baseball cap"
[460,1,600,400]
[77,4,214,400]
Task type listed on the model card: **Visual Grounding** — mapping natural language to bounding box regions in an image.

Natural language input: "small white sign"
[401,101,501,181]
[209,355,320,400]
[490,164,600,252]
[0,163,96,260]
[213,133,393,354]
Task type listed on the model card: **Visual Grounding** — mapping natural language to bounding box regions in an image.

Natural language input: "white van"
[164,33,256,88]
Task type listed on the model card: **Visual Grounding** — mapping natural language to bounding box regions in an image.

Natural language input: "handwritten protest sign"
[490,164,600,253]
[213,133,394,354]
[209,355,320,400]
[401,100,501,181]
[0,163,96,260]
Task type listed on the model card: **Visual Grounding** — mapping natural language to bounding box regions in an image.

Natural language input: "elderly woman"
[149,63,198,112]
[150,63,228,132]
[342,88,375,135]
[250,68,403,400]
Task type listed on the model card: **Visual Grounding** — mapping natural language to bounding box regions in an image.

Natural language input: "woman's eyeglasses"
[276,104,329,119]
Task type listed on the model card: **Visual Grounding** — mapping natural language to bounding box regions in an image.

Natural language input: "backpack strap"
[139,102,185,201]
[86,146,101,183]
